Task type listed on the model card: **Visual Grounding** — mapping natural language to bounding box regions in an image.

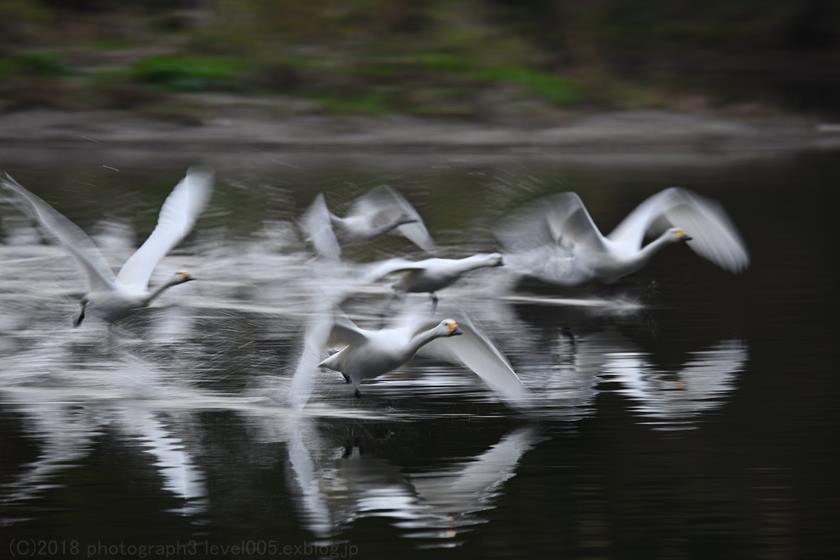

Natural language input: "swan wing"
[497,192,606,253]
[423,314,527,403]
[609,188,749,272]
[1,173,115,291]
[328,315,369,348]
[117,168,213,290]
[300,193,341,260]
[349,186,436,252]
[288,309,335,409]
[546,192,608,252]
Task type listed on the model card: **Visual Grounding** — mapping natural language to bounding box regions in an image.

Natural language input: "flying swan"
[497,187,749,285]
[300,185,435,259]
[1,168,213,325]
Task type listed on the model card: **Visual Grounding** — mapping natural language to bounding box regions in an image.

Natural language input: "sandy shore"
[1,108,839,160]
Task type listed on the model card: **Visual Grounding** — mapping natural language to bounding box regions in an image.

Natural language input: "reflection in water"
[0,353,210,522]
[286,418,538,545]
[603,338,748,428]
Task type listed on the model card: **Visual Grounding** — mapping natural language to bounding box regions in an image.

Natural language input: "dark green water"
[0,148,837,559]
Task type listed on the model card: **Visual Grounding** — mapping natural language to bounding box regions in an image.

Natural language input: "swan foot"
[73,300,87,328]
[430,293,438,313]
[354,388,362,399]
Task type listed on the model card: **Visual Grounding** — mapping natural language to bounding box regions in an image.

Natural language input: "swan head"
[440,319,463,337]
[175,271,194,284]
[668,228,693,243]
[488,252,504,267]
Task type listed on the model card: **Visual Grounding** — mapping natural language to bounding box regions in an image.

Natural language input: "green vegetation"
[130,56,244,92]
[1,0,839,118]
[476,67,585,106]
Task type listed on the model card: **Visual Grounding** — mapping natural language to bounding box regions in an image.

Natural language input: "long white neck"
[145,277,186,305]
[630,232,674,269]
[407,327,445,357]
[454,254,498,274]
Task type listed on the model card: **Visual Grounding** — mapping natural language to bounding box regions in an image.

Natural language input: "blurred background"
[2,0,839,124]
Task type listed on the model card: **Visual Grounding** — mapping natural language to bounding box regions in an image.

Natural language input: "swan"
[1,168,213,325]
[300,185,435,259]
[364,252,504,310]
[316,311,526,402]
[497,187,749,286]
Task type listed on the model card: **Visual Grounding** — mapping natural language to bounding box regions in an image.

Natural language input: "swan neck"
[408,327,443,355]
[146,277,183,304]
[457,254,496,273]
[635,232,672,265]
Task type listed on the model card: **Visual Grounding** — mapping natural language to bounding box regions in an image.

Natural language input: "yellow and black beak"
[676,231,693,242]
[448,321,463,336]
[176,271,194,282]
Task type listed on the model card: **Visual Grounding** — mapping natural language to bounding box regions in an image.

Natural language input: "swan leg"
[430,292,438,313]
[342,373,351,384]
[354,387,362,399]
[73,300,87,328]
[561,327,577,348]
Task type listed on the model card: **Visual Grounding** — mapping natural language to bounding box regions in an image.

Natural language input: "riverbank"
[2,106,840,158]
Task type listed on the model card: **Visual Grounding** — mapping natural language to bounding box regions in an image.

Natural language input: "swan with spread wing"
[300,185,435,259]
[1,168,213,325]
[498,187,749,286]
[291,307,526,404]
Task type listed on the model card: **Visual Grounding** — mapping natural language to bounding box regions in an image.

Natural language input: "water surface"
[1,149,837,558]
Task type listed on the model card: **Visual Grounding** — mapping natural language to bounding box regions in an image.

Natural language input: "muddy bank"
[1,108,839,160]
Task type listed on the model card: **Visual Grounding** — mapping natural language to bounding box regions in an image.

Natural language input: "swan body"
[315,311,526,402]
[319,318,462,389]
[301,186,435,259]
[1,168,213,325]
[498,187,749,285]
[365,253,503,309]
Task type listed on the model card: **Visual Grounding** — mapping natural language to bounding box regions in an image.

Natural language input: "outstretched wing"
[1,172,115,291]
[117,168,213,290]
[328,315,368,348]
[349,186,436,253]
[300,193,341,260]
[497,192,607,253]
[423,314,527,404]
[607,187,749,273]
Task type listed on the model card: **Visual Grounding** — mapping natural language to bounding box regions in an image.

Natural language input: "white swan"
[364,252,504,309]
[498,187,749,285]
[317,311,526,403]
[300,185,435,259]
[1,168,213,325]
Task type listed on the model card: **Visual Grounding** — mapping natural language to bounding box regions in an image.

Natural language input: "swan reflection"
[0,359,208,521]
[603,338,748,427]
[286,419,538,544]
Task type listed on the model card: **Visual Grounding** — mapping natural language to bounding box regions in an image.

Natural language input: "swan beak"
[675,231,693,242]
[447,321,463,336]
[176,271,194,282]
[496,257,505,266]
[452,328,463,336]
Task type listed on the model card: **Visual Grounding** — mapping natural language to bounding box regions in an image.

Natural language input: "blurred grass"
[1,0,838,118]
[130,56,244,91]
